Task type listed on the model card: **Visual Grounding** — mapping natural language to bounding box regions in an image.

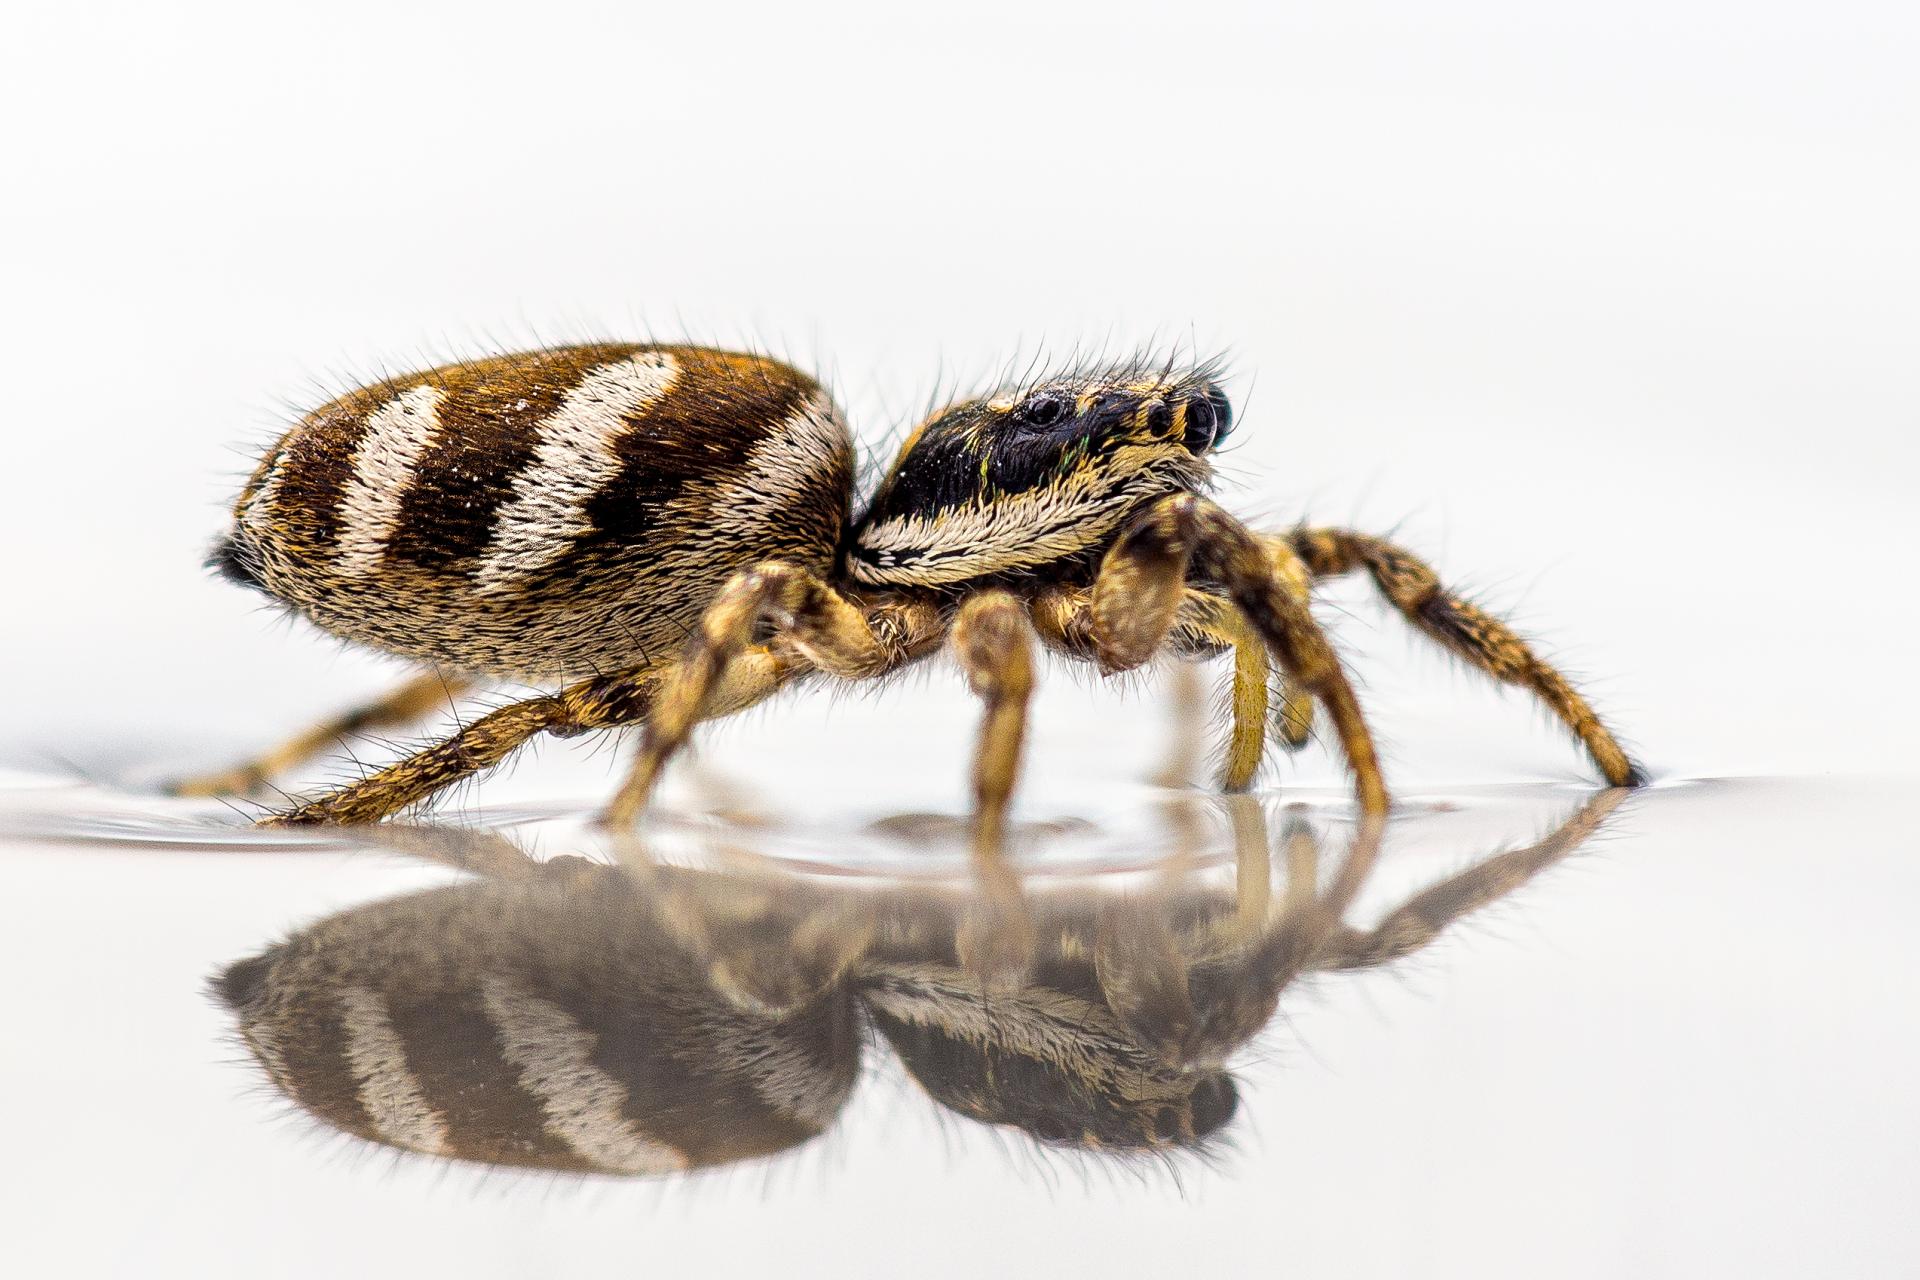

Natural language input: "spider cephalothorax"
[175,342,1643,830]
[850,367,1229,587]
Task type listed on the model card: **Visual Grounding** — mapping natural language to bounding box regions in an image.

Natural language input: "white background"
[1,2,1916,1277]
[3,0,1915,787]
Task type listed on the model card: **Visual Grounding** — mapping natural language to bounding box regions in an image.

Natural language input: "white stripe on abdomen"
[333,385,446,577]
[336,983,453,1155]
[480,975,689,1174]
[472,352,681,594]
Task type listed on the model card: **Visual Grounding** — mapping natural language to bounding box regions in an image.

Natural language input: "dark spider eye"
[1183,384,1232,452]
[1187,1073,1238,1137]
[1015,392,1070,429]
[1029,1116,1075,1143]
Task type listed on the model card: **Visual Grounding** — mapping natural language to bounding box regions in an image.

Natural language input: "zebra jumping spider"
[175,343,1644,834]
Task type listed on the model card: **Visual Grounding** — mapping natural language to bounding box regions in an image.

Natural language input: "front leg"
[1286,527,1644,786]
[1043,496,1391,812]
[1032,585,1277,791]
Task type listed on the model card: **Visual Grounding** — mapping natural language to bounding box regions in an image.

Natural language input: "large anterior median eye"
[1013,391,1071,429]
[1183,385,1233,452]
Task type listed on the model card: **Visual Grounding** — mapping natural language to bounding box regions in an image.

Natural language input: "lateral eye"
[1015,392,1071,429]
[1030,1116,1075,1143]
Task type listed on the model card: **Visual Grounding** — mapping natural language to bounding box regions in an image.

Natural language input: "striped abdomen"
[215,872,860,1175]
[218,344,855,677]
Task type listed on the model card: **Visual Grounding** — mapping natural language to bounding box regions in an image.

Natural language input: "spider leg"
[1176,593,1271,792]
[1095,495,1391,813]
[259,665,697,825]
[1090,791,1274,1065]
[601,563,934,828]
[1031,585,1281,792]
[1253,537,1318,752]
[1240,813,1385,991]
[1147,809,1387,1069]
[1286,526,1644,787]
[1272,674,1316,750]
[1185,578,1318,765]
[949,590,1037,861]
[169,669,476,797]
[1312,786,1627,972]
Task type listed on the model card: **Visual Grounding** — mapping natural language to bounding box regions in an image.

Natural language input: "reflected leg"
[1313,788,1628,971]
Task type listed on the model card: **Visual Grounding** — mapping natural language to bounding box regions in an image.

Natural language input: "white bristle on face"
[479,976,690,1174]
[333,385,446,578]
[471,352,682,595]
[335,983,454,1155]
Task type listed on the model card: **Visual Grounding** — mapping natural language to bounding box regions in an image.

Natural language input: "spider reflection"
[215,791,1624,1173]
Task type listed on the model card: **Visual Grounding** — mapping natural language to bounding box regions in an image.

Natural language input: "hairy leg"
[170,670,475,797]
[949,590,1037,861]
[1179,594,1272,792]
[1272,675,1315,751]
[1089,496,1391,813]
[602,562,939,828]
[1312,787,1627,972]
[1031,586,1279,791]
[1255,538,1318,753]
[1287,527,1644,786]
[260,665,677,826]
[1148,809,1385,1069]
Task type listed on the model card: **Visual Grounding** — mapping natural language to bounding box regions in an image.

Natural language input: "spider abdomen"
[217,344,855,678]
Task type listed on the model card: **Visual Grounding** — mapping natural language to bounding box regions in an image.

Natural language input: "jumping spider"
[177,344,1643,833]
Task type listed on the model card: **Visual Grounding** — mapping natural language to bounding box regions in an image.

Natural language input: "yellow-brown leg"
[1312,787,1627,972]
[1095,496,1391,813]
[1195,590,1317,765]
[261,667,666,826]
[1247,813,1386,989]
[169,670,474,798]
[948,591,1040,985]
[1288,527,1644,787]
[1273,675,1315,751]
[1258,538,1317,753]
[949,590,1037,861]
[1091,791,1277,1066]
[1031,586,1275,792]
[1156,810,1386,1069]
[602,562,936,828]
[1183,595,1271,792]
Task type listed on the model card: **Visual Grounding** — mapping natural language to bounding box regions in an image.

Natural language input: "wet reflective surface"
[3,771,1915,1276]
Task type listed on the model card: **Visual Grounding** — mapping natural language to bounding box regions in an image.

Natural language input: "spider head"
[848,362,1232,587]
[866,984,1241,1151]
